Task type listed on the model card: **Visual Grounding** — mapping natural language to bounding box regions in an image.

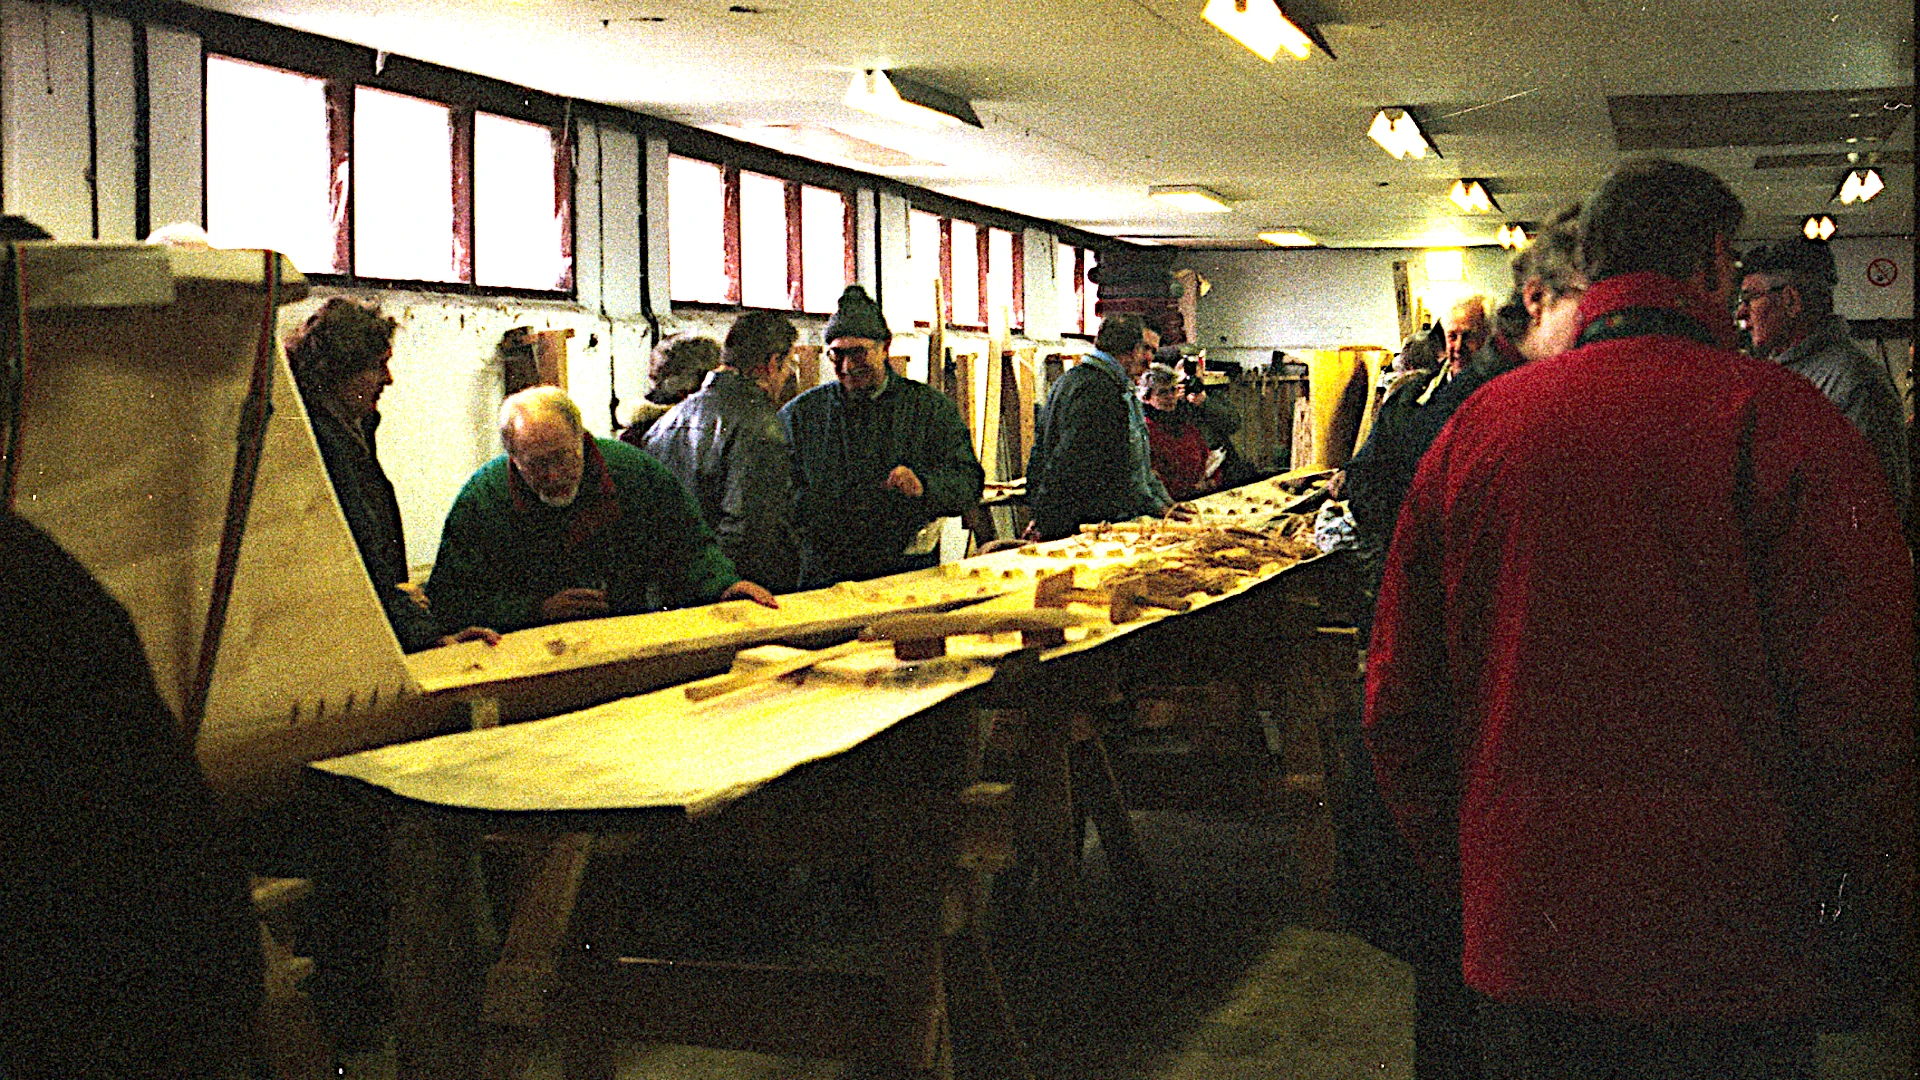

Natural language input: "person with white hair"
[426,385,776,633]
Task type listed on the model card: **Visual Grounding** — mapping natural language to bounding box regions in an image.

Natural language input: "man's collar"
[1575,271,1740,351]
[1772,313,1847,364]
[315,393,376,451]
[709,366,780,401]
[1085,351,1130,380]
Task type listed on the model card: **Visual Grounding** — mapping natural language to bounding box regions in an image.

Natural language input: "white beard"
[536,485,579,508]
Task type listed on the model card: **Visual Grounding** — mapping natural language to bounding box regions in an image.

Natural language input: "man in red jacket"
[1365,157,1913,1078]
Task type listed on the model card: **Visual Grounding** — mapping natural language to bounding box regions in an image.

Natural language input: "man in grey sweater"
[1739,238,1909,519]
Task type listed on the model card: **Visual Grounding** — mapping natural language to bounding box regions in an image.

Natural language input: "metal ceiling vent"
[1607,87,1912,150]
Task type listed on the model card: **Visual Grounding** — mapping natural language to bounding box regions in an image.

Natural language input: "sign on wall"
[1831,237,1912,321]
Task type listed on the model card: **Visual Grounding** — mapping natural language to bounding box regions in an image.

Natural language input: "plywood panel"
[792,344,823,395]
[10,243,425,789]
[1345,347,1391,453]
[951,350,975,449]
[976,313,1005,478]
[1304,349,1370,469]
[1011,346,1036,478]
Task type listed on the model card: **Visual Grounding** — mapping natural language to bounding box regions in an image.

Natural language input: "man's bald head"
[1441,295,1491,373]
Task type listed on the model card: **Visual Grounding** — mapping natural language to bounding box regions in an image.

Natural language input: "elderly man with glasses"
[1738,238,1909,519]
[779,286,983,588]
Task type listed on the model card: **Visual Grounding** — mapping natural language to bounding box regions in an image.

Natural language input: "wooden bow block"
[860,609,1086,660]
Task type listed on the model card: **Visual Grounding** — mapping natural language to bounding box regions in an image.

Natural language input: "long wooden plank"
[402,565,1036,699]
[315,477,1324,816]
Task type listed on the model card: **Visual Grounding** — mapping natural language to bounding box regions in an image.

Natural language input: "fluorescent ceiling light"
[1834,168,1884,204]
[1258,229,1318,247]
[708,123,945,169]
[1201,0,1313,61]
[1425,249,1464,283]
[1496,223,1531,249]
[1448,179,1498,214]
[1367,108,1434,160]
[844,70,982,129]
[1803,215,1836,241]
[1149,185,1233,213]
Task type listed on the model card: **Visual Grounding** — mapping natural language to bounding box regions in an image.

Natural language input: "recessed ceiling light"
[1448,179,1498,214]
[1834,168,1884,204]
[1257,229,1318,247]
[1149,185,1234,213]
[1368,108,1435,160]
[1201,0,1314,61]
[1803,215,1836,240]
[844,70,982,129]
[708,123,945,169]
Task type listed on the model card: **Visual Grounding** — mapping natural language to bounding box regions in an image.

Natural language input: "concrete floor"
[336,807,1912,1080]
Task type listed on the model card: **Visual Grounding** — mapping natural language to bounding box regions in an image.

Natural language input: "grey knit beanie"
[822,285,891,343]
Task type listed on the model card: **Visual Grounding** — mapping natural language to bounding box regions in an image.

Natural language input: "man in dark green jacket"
[427,386,777,633]
[1026,314,1173,540]
[780,286,984,589]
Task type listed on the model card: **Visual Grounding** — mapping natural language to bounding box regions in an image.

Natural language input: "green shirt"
[425,436,739,633]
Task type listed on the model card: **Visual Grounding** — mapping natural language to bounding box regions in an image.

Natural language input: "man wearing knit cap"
[1738,237,1909,519]
[779,285,983,588]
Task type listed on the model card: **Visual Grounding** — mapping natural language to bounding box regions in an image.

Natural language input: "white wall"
[1178,246,1511,368]
[3,0,93,238]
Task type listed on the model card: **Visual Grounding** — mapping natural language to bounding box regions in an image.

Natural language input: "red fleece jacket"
[1366,271,1914,1021]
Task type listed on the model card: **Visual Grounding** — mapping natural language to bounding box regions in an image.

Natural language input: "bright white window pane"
[949,220,979,326]
[1056,241,1079,334]
[668,155,727,303]
[800,185,847,314]
[354,87,455,281]
[908,210,940,324]
[987,228,1015,327]
[739,171,789,310]
[474,113,564,289]
[1082,249,1101,335]
[205,57,336,273]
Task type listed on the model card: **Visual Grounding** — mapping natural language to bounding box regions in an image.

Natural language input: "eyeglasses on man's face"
[1736,284,1787,308]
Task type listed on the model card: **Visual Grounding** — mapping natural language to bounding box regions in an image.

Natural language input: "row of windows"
[203,55,1101,335]
[666,155,851,313]
[206,55,568,290]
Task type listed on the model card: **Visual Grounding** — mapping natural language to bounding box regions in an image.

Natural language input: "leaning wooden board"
[7,243,430,792]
